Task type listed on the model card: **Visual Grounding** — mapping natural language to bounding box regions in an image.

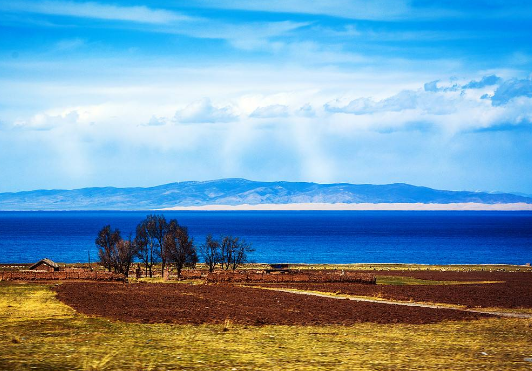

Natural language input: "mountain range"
[0,179,531,210]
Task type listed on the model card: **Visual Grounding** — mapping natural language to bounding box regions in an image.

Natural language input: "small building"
[29,258,60,272]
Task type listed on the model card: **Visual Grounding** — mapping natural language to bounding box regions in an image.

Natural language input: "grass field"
[1,282,532,370]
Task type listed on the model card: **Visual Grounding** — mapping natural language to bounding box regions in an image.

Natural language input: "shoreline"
[160,202,532,211]
[4,263,528,270]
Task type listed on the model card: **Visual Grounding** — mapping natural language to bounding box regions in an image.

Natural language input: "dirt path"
[259,287,532,319]
[254,271,532,309]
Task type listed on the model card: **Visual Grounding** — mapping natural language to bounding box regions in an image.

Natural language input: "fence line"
[205,270,376,284]
[0,270,126,282]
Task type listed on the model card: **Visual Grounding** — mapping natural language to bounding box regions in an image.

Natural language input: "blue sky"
[1,0,532,193]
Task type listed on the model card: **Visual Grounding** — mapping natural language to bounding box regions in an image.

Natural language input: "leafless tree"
[146,214,169,276]
[219,236,254,271]
[134,220,158,277]
[96,225,121,272]
[114,236,136,277]
[96,226,135,276]
[219,236,232,270]
[200,234,220,272]
[165,221,198,278]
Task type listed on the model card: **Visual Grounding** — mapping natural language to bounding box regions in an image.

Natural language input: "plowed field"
[54,282,486,325]
[256,270,532,309]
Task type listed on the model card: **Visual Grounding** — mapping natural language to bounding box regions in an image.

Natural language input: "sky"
[1,0,532,193]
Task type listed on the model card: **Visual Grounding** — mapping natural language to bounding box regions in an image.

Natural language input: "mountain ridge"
[0,178,531,211]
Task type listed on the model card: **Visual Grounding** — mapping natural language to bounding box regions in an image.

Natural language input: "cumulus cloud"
[324,76,532,136]
[325,90,418,115]
[14,110,79,131]
[174,98,238,123]
[463,75,502,89]
[3,74,532,193]
[250,104,289,118]
[491,78,532,106]
[423,80,459,92]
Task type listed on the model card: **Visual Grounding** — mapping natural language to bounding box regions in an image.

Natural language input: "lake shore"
[161,202,532,211]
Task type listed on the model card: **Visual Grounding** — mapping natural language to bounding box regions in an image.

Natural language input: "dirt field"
[255,270,532,309]
[54,282,486,325]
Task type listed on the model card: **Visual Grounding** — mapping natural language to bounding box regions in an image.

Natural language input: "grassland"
[1,282,532,370]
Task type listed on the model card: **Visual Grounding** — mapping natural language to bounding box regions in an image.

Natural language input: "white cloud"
[167,20,308,51]
[491,78,532,106]
[0,1,191,24]
[463,75,502,89]
[250,104,290,118]
[320,77,532,135]
[423,80,460,92]
[143,116,166,126]
[325,90,418,115]
[3,74,532,193]
[14,110,80,131]
[191,0,532,21]
[174,98,238,123]
[9,75,532,137]
[191,0,440,21]
[296,104,316,117]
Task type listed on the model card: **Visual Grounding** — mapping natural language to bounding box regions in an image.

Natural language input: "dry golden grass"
[1,282,532,370]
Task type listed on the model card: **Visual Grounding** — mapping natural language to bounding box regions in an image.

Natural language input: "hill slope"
[0,179,530,210]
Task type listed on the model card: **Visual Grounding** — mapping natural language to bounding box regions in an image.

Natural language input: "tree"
[114,236,136,277]
[219,236,232,271]
[96,225,121,272]
[165,221,198,278]
[96,226,135,276]
[200,234,220,272]
[219,236,254,271]
[145,214,169,276]
[134,219,158,277]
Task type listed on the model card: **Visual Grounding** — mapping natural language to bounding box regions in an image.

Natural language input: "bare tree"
[146,214,169,276]
[96,226,135,276]
[200,234,220,272]
[114,236,136,277]
[229,236,254,271]
[134,220,157,277]
[219,236,254,271]
[219,236,232,270]
[96,225,121,272]
[165,222,198,278]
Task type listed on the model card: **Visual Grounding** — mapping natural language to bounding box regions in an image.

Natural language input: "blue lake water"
[0,211,531,265]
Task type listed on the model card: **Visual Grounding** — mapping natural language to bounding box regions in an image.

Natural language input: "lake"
[0,211,531,265]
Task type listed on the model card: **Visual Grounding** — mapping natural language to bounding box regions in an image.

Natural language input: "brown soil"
[255,271,532,309]
[54,282,485,325]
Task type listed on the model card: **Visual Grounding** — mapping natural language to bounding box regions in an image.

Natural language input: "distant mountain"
[0,178,531,210]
